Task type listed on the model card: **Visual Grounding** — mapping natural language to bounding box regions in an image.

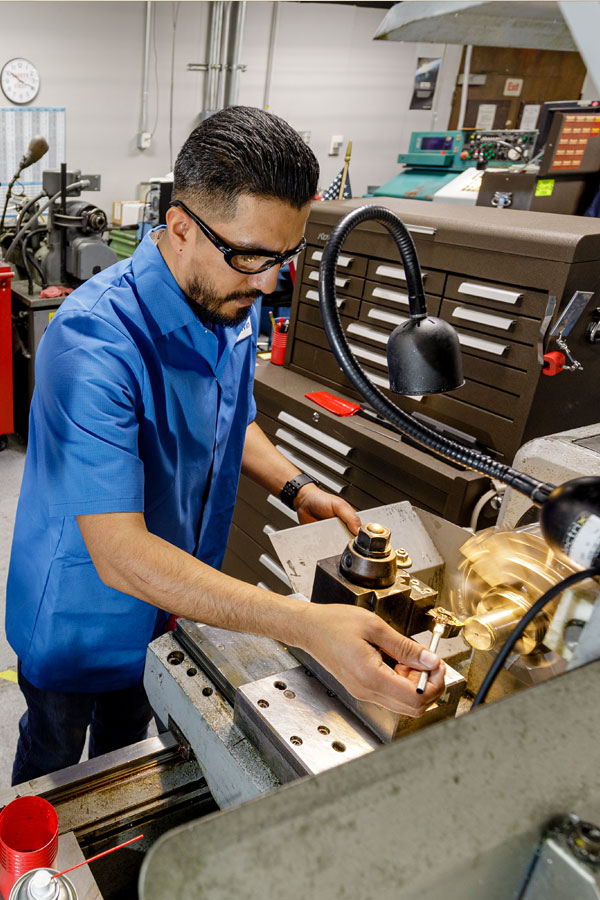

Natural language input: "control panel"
[398,130,468,168]
[460,130,538,165]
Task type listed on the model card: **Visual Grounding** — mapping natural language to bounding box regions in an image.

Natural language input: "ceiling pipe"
[216,2,232,111]
[137,1,153,148]
[202,1,223,117]
[263,1,280,110]
[226,1,247,108]
[456,44,472,131]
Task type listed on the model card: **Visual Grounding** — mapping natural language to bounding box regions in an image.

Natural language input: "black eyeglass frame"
[168,200,307,273]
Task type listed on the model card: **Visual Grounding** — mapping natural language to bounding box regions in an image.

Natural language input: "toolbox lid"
[309,198,600,264]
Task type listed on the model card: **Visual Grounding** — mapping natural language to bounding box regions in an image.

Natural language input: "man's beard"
[183,273,260,327]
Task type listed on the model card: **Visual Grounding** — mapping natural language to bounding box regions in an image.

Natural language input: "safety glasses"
[169,200,306,274]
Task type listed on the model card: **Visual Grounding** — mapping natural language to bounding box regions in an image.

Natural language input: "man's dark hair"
[173,106,319,217]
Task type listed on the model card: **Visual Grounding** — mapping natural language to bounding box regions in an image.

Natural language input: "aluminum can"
[8,867,78,900]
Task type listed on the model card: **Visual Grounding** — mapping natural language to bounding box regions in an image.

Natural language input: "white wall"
[0,1,461,213]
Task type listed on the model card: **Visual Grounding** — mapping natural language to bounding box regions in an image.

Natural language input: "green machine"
[373,129,538,201]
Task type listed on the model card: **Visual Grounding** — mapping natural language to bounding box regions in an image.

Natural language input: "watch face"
[1,58,40,104]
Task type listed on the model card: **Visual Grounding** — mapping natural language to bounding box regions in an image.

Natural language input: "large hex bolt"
[340,522,398,587]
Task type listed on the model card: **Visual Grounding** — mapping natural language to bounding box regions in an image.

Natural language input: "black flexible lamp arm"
[318,206,553,504]
[318,205,600,570]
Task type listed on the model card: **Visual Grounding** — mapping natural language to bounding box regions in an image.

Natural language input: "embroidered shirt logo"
[235,317,253,344]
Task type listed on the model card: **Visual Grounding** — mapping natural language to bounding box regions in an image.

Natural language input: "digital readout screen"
[421,136,453,150]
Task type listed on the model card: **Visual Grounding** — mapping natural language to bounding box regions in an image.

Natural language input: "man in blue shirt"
[6,107,444,784]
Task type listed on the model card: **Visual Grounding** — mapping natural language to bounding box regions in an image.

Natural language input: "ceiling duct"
[374,1,576,51]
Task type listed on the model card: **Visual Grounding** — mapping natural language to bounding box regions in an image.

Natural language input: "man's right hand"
[296,603,446,717]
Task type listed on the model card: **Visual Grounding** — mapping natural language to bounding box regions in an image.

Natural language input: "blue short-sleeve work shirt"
[6,229,258,692]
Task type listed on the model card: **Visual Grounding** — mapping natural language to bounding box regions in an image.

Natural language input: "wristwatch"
[279,473,319,510]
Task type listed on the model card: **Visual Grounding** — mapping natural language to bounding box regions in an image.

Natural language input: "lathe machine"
[1,426,599,900]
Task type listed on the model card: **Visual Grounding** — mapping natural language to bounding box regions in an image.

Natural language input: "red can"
[0,796,59,899]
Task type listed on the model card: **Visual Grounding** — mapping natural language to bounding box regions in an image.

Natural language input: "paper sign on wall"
[475,104,497,130]
[520,104,541,131]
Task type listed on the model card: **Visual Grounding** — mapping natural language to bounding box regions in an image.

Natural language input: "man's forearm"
[77,511,445,716]
[241,421,302,495]
[77,512,311,647]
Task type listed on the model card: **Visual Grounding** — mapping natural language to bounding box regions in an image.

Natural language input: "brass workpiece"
[395,547,413,568]
[426,607,464,640]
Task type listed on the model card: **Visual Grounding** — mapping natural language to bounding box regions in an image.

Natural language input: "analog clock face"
[1,58,40,104]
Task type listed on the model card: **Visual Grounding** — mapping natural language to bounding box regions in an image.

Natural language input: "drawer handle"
[312,250,354,267]
[452,306,515,331]
[361,364,423,401]
[263,523,277,536]
[372,286,410,305]
[376,264,406,281]
[457,332,508,356]
[258,553,291,587]
[347,322,390,345]
[267,493,297,521]
[348,341,387,368]
[277,411,352,456]
[309,270,349,288]
[367,308,408,327]
[458,282,523,305]
[275,445,344,494]
[306,288,344,309]
[275,428,350,475]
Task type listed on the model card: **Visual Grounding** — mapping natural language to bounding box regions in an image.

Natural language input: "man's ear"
[165,206,191,250]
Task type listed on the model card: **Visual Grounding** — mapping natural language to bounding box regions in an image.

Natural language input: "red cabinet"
[0,265,14,436]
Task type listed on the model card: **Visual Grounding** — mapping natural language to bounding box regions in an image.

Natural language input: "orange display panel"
[551,114,600,171]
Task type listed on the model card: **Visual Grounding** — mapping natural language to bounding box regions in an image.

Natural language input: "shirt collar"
[131,227,201,337]
[131,228,254,360]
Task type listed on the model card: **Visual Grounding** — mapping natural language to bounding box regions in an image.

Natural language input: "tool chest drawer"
[253,361,491,521]
[366,259,446,296]
[299,283,361,318]
[363,282,442,316]
[302,265,364,299]
[445,274,551,318]
[228,523,293,593]
[225,363,494,591]
[441,298,540,345]
[304,245,368,277]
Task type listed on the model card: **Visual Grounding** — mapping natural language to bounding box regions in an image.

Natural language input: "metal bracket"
[538,294,558,365]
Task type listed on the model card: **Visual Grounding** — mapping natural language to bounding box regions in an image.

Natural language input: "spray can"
[8,867,77,900]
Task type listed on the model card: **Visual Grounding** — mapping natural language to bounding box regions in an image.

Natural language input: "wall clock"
[1,58,40,104]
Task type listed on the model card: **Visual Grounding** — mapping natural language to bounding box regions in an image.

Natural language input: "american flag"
[321,168,352,201]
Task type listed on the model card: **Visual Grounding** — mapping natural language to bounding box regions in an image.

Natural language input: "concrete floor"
[0,435,27,787]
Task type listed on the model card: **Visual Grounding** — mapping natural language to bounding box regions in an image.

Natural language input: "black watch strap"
[279,474,318,510]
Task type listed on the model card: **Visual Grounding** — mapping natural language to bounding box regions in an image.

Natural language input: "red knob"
[542,351,566,376]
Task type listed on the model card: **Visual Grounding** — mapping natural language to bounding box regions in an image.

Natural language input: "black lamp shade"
[387,316,464,395]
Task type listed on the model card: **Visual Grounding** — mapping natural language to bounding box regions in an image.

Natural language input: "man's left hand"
[295,483,361,534]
